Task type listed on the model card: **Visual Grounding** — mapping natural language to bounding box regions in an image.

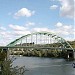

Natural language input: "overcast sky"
[0,0,75,46]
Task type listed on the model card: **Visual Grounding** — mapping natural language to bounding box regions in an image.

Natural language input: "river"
[12,56,75,75]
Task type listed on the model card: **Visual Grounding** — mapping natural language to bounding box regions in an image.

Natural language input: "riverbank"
[10,49,67,58]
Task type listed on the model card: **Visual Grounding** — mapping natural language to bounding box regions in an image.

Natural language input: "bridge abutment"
[67,50,75,60]
[74,51,75,60]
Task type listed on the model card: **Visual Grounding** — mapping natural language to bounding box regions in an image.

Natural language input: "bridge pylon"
[67,50,75,60]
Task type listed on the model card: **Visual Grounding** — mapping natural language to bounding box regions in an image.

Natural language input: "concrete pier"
[67,50,75,60]
[74,51,75,60]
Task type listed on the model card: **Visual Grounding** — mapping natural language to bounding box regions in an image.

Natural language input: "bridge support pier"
[74,51,75,60]
[67,50,75,60]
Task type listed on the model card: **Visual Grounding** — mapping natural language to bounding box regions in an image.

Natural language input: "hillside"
[68,40,75,48]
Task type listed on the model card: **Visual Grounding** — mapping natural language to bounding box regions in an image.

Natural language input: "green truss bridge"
[0,31,75,60]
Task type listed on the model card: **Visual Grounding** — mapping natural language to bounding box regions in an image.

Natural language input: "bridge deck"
[0,46,75,51]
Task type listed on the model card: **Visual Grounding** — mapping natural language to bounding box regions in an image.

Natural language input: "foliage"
[68,41,75,48]
[10,40,75,58]
[0,57,26,75]
[0,48,25,75]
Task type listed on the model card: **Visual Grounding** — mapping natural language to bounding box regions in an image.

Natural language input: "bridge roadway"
[0,46,75,51]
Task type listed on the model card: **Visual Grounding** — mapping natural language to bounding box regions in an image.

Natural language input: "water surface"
[13,56,75,75]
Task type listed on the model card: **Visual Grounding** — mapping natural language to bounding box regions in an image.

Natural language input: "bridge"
[0,31,75,60]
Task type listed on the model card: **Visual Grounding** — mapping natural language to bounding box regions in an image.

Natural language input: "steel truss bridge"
[0,32,75,75]
[5,31,73,50]
[0,31,75,60]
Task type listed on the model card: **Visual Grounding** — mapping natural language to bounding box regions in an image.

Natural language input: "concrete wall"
[74,51,75,60]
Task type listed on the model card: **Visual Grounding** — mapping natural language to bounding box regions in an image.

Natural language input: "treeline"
[10,40,75,58]
[68,40,75,48]
[10,49,67,58]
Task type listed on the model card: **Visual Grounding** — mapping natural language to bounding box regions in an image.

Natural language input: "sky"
[0,0,75,46]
